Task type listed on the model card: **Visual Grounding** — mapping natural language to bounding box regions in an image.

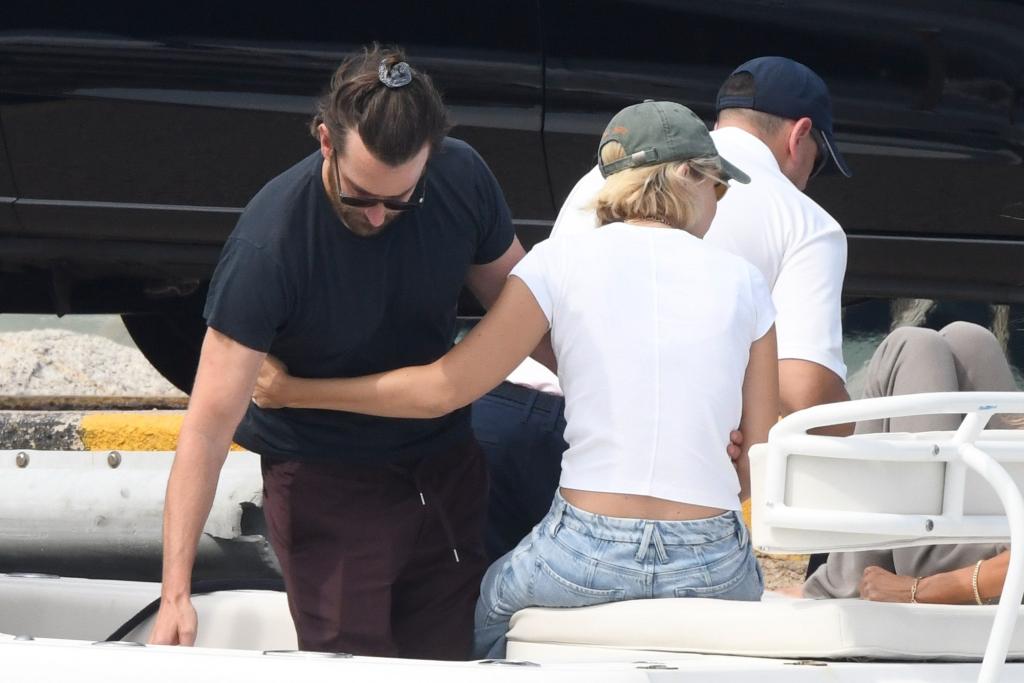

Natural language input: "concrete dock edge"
[0,411,246,451]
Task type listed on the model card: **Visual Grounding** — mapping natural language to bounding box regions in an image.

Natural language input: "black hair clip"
[378,60,413,89]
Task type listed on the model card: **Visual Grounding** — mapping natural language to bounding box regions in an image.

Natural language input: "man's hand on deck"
[148,595,198,646]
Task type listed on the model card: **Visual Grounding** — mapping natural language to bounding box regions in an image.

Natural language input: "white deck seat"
[0,575,159,641]
[507,595,1024,662]
[506,393,1024,683]
[0,575,296,651]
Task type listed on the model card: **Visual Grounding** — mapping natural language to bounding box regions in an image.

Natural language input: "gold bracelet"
[972,559,984,606]
[910,576,922,604]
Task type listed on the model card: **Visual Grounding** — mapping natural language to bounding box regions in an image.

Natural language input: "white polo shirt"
[510,223,775,509]
[506,125,847,391]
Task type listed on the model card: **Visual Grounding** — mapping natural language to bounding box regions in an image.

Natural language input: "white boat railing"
[753,391,1024,683]
[0,449,272,578]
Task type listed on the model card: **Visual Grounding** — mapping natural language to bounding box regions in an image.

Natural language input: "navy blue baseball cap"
[716,56,852,178]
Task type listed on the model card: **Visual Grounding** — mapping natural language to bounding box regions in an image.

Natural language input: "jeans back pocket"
[531,557,627,608]
[670,539,762,601]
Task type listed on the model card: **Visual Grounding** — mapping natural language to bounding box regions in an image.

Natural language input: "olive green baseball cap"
[598,100,750,184]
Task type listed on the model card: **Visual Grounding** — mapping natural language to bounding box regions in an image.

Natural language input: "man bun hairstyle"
[311,44,451,165]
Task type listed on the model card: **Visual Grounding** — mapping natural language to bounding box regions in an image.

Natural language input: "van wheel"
[122,311,206,395]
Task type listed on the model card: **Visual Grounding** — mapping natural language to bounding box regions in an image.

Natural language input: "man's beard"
[334,202,400,237]
[325,173,401,237]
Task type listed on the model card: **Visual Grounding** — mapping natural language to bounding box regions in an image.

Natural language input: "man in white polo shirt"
[474,57,854,567]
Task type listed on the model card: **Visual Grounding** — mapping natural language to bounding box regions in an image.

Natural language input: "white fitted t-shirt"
[510,223,775,510]
[506,126,847,391]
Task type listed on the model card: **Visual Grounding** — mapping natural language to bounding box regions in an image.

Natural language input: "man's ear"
[318,123,333,159]
[786,117,814,159]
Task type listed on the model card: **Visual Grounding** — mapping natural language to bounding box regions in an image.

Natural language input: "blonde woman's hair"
[594,141,722,231]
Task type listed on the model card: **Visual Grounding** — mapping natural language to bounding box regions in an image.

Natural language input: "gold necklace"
[625,216,671,227]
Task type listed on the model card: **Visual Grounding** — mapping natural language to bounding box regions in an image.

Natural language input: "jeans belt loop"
[652,525,669,564]
[635,522,655,562]
[734,511,748,546]
[548,497,566,536]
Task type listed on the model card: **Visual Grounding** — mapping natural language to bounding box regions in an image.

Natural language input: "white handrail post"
[961,442,1024,683]
[945,411,994,523]
[954,412,993,444]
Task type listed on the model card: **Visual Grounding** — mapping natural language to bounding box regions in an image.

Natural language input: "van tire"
[122,311,206,395]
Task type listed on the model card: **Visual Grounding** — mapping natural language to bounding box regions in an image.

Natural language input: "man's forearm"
[160,426,232,599]
[153,327,266,647]
[778,359,853,435]
[799,381,853,436]
[735,455,751,502]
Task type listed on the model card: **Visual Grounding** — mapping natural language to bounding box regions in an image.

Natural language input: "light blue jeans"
[473,491,763,659]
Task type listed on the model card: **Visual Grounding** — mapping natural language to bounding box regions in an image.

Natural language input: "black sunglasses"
[332,153,427,211]
[694,167,730,201]
[810,128,830,179]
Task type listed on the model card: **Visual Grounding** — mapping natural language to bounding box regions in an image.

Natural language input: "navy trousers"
[471,381,568,562]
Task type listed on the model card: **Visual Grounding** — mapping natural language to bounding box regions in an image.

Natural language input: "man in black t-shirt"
[149,46,531,660]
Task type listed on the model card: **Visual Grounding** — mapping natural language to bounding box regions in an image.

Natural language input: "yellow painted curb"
[80,413,243,451]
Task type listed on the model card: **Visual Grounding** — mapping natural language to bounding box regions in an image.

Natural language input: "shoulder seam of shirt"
[225,235,290,273]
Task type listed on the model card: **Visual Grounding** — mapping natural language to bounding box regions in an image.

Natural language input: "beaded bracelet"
[972,559,984,605]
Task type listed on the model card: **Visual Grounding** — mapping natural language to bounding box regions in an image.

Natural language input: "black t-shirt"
[204,138,514,464]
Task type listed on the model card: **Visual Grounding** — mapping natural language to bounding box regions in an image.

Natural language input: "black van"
[1,1,1023,391]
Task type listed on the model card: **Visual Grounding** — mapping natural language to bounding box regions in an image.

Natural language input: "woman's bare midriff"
[560,487,728,521]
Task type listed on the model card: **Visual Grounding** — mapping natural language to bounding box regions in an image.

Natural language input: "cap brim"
[718,156,750,185]
[820,130,853,178]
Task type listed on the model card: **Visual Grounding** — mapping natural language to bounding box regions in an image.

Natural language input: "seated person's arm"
[736,325,780,502]
[465,237,556,373]
[859,551,1009,604]
[779,359,852,435]
[253,276,549,418]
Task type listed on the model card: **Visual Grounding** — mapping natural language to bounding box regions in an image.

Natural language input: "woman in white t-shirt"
[252,101,779,658]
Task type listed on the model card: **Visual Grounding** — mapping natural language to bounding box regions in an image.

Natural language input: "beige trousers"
[803,322,1015,599]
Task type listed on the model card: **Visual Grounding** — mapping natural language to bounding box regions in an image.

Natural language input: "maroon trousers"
[260,439,489,659]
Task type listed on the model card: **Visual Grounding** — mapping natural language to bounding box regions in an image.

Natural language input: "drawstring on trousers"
[389,461,461,563]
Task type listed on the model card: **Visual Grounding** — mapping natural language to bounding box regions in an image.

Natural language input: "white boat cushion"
[0,576,295,651]
[506,594,1024,662]
[0,576,160,641]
